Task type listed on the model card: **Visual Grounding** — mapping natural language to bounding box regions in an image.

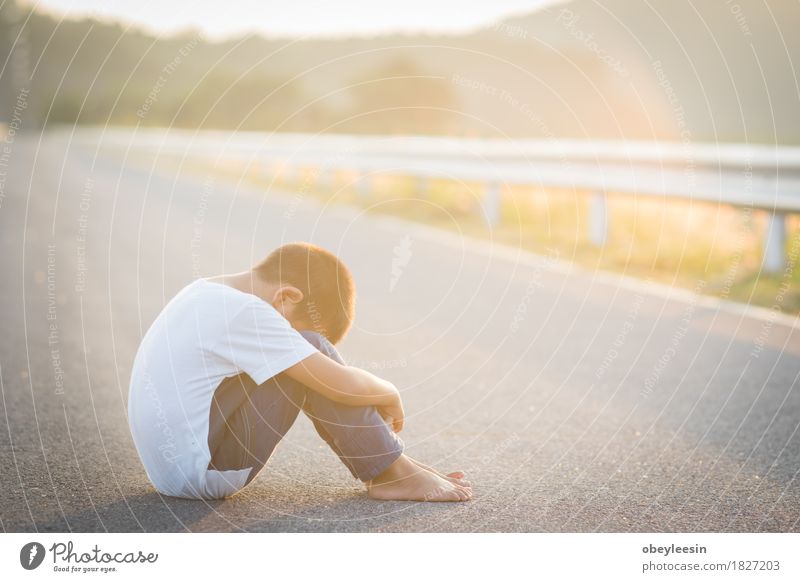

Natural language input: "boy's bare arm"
[283,353,404,431]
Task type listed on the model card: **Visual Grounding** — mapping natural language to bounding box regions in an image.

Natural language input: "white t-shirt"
[128,279,318,499]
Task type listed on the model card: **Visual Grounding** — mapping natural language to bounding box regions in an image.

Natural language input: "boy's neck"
[210,271,277,304]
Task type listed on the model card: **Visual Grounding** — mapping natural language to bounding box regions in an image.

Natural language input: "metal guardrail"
[75,128,800,273]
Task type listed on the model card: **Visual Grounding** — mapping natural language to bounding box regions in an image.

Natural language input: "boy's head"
[254,242,355,344]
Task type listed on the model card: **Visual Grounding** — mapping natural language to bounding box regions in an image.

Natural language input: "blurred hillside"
[1,0,798,143]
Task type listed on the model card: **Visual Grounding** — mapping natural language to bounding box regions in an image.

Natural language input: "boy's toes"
[456,486,472,501]
[441,486,465,502]
[451,488,468,502]
[453,482,472,499]
[446,471,471,487]
[425,483,462,502]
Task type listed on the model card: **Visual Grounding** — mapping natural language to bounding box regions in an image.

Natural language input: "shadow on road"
[18,491,224,533]
[17,487,462,533]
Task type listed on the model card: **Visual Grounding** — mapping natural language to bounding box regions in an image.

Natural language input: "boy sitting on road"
[128,242,471,501]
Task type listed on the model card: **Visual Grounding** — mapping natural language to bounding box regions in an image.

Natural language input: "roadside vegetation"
[170,155,800,315]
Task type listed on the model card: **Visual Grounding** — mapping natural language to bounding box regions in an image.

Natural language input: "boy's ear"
[271,285,304,307]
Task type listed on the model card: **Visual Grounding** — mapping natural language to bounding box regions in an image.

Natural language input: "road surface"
[1,130,799,532]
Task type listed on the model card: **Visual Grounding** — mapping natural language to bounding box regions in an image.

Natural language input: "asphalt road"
[1,130,799,532]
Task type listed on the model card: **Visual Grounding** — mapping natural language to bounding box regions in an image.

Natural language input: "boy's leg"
[207,331,469,500]
[207,331,403,485]
[297,336,470,501]
[298,331,405,482]
[207,372,305,484]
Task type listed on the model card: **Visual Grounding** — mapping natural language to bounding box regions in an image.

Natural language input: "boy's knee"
[299,330,341,362]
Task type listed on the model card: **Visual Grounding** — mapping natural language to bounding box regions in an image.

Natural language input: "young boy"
[128,242,471,501]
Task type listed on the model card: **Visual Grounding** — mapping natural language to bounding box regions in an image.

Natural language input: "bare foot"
[367,454,472,502]
[409,458,471,487]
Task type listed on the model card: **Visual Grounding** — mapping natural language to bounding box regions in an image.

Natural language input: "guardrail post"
[590,190,609,246]
[762,209,786,274]
[483,182,501,227]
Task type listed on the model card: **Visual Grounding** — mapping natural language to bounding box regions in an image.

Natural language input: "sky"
[26,0,563,40]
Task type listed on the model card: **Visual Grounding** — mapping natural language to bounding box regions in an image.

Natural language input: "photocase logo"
[20,542,46,570]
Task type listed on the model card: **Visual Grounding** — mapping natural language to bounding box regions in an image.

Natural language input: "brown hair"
[254,242,355,344]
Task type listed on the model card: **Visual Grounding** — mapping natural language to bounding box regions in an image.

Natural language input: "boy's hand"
[378,393,404,433]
